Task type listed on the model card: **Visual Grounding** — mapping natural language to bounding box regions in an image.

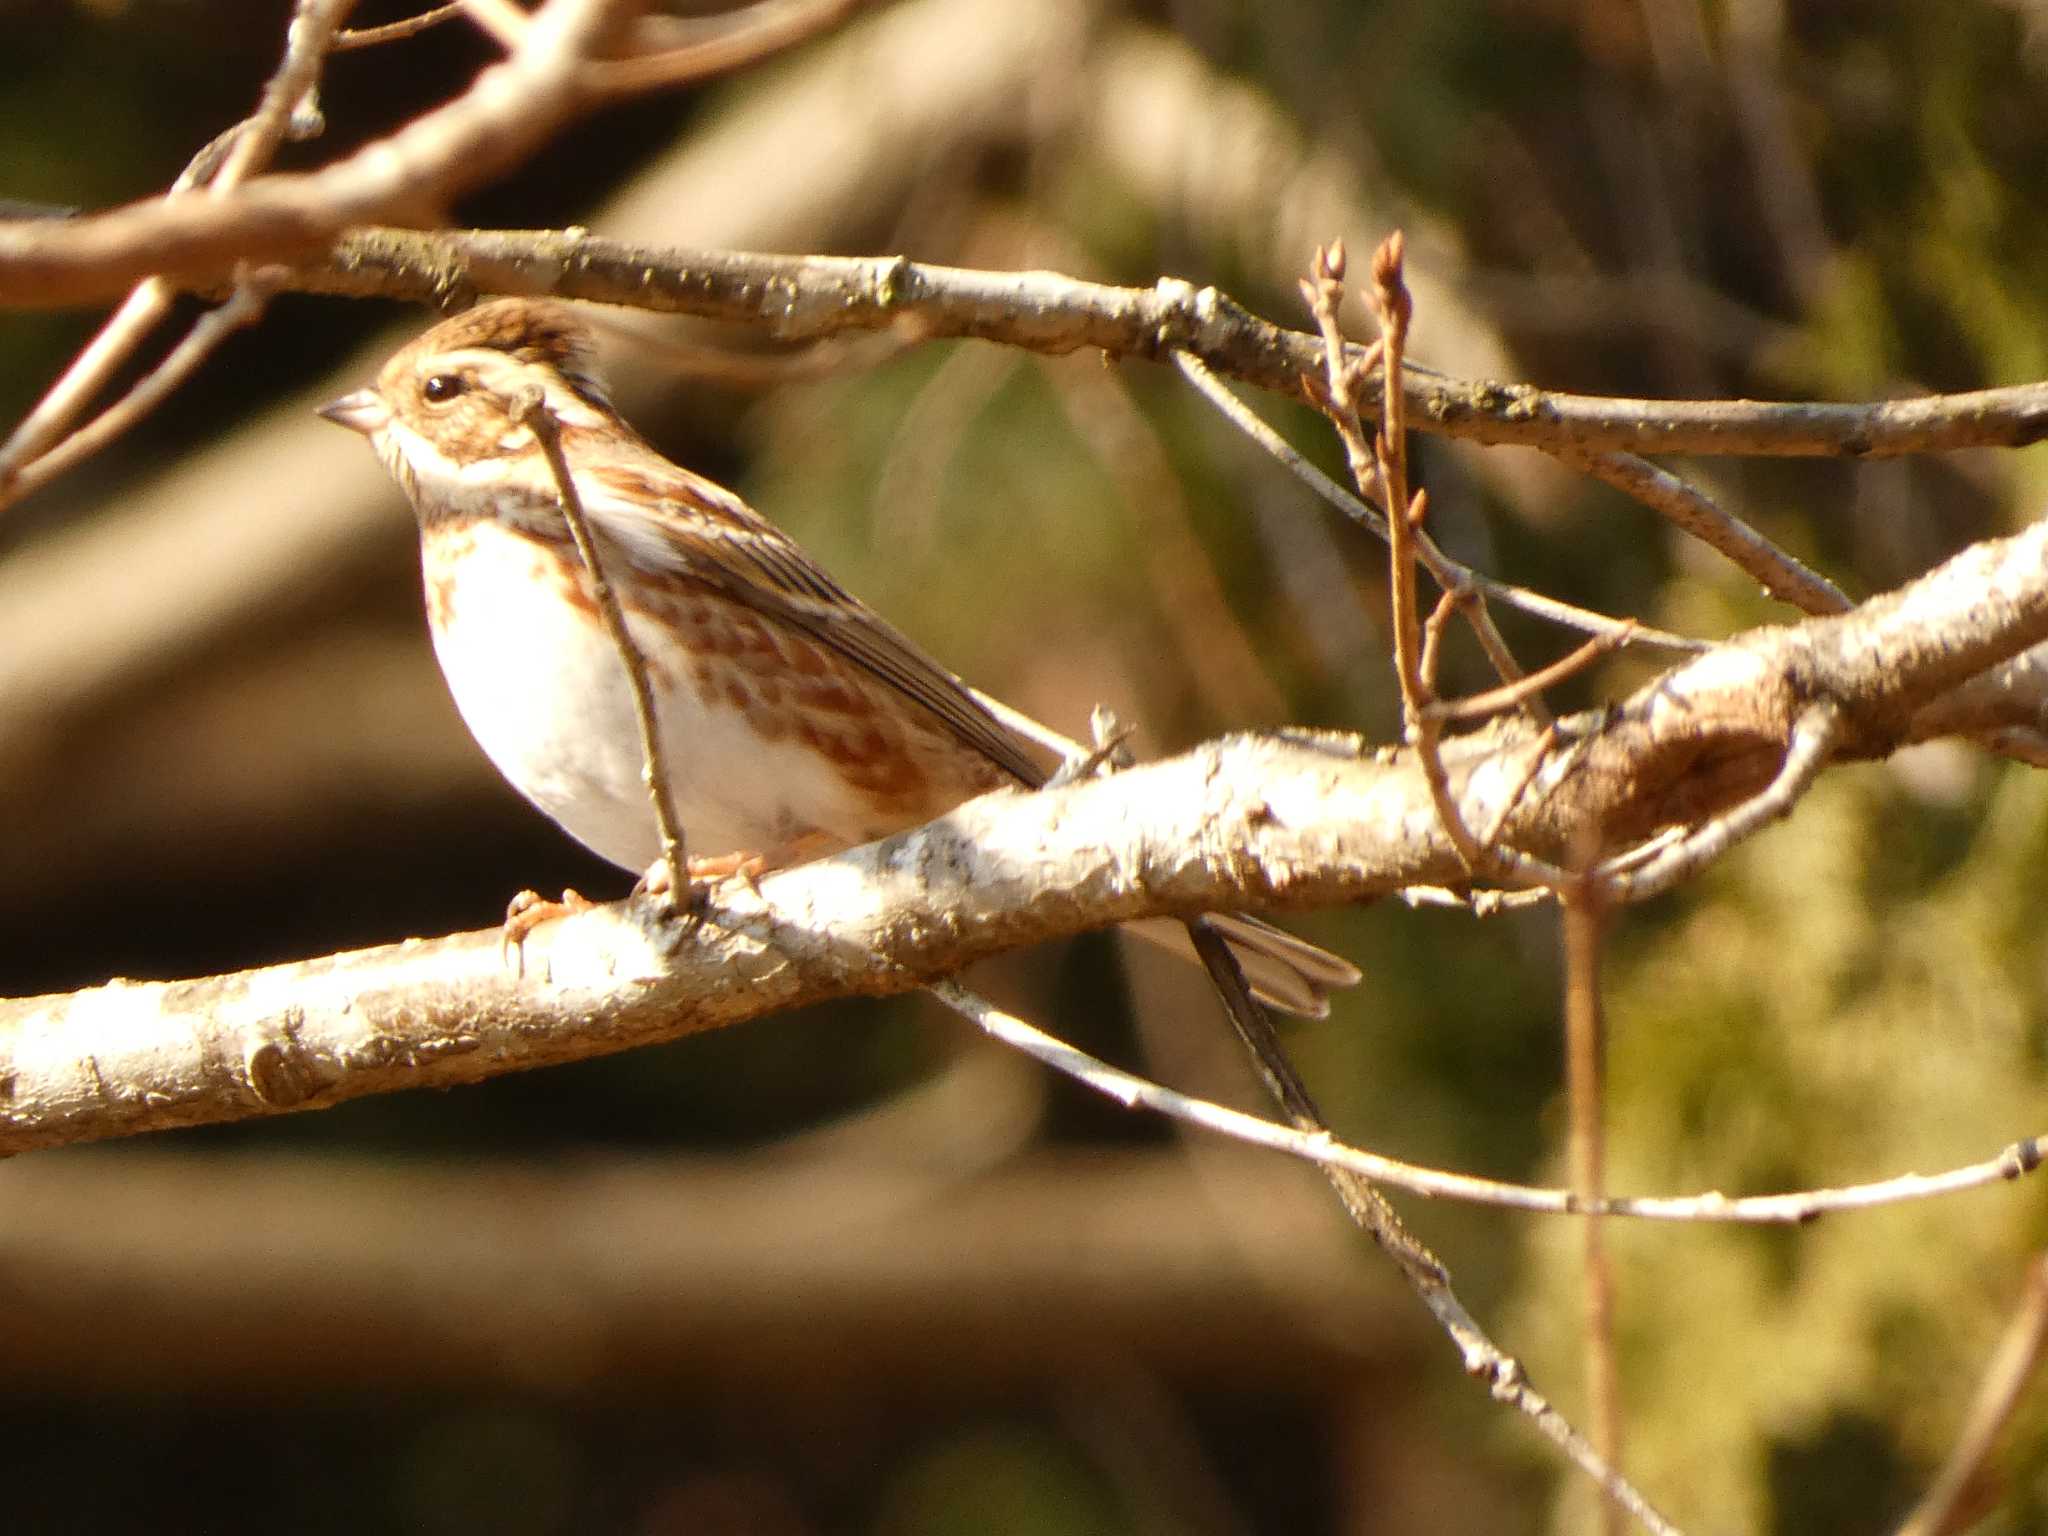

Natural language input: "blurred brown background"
[3,1,2047,1531]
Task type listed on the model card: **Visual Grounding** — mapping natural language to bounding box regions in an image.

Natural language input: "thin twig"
[0,0,352,508]
[1019,689,1456,1325]
[1365,239,1514,875]
[1303,241,1454,838]
[1185,919,1444,1288]
[587,0,872,95]
[1569,447,1852,615]
[514,389,690,907]
[0,0,638,309]
[1430,625,1637,726]
[1452,576,1547,716]
[0,283,177,500]
[0,285,273,509]
[1595,701,1845,903]
[1171,348,1702,654]
[1897,1252,2048,1536]
[1564,889,1624,1536]
[333,2,465,49]
[0,116,246,484]
[1311,234,1567,889]
[929,975,1686,1536]
[1417,587,1460,701]
[1358,240,1427,729]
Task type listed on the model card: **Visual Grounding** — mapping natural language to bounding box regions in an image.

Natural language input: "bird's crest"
[425,298,612,409]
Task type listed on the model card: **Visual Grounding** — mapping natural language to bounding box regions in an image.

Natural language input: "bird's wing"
[580,457,1050,788]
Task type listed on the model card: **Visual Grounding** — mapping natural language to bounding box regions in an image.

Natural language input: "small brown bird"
[320,298,1358,1014]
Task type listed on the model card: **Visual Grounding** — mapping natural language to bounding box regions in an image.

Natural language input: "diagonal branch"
[1171,348,1699,654]
[1897,1252,2048,1536]
[1566,447,1852,615]
[934,977,1682,1536]
[514,389,690,902]
[0,0,635,306]
[0,0,355,508]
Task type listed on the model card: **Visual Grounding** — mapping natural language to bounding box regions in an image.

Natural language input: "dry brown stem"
[333,3,465,50]
[1307,234,1568,889]
[1564,890,1623,1536]
[514,390,691,904]
[1898,1252,2048,1536]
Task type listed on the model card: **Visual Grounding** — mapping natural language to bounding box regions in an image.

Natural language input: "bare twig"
[1176,923,1679,1534]
[0,0,353,510]
[1416,587,1460,703]
[0,285,274,511]
[931,976,1685,1536]
[1305,240,1456,844]
[1564,890,1623,1536]
[1170,349,1702,653]
[209,0,358,192]
[1429,626,1636,726]
[1358,238,1427,729]
[0,282,179,500]
[1183,921,1443,1289]
[333,2,466,50]
[1306,234,1568,889]
[1595,701,1846,904]
[513,389,690,907]
[1568,447,1852,615]
[1897,1252,2048,1536]
[153,226,2048,463]
[0,0,639,307]
[588,0,875,95]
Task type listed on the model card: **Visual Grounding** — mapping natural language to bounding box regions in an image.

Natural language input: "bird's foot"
[500,887,596,975]
[1046,704,1137,789]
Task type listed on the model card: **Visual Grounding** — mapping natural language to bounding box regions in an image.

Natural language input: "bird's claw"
[1046,704,1136,789]
[500,887,595,976]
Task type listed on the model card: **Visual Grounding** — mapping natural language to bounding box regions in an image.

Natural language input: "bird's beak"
[316,388,390,436]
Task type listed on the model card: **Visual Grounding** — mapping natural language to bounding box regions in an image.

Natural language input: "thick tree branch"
[4,512,2044,1154]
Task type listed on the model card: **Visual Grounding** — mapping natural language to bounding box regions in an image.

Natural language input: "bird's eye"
[421,373,466,403]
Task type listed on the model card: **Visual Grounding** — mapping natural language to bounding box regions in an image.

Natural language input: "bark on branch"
[205,226,2048,459]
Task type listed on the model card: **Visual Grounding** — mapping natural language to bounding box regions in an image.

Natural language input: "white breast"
[421,519,878,874]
